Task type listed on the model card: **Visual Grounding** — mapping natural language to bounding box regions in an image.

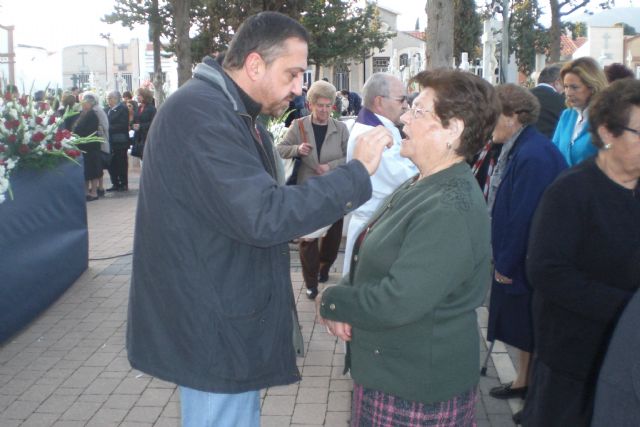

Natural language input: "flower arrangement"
[0,90,99,203]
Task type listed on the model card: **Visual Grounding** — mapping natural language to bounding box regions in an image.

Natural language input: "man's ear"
[244,52,265,81]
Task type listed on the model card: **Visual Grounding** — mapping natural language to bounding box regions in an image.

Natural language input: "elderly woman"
[552,57,607,166]
[485,85,567,411]
[277,80,349,299]
[132,87,156,159]
[522,78,640,426]
[73,93,103,201]
[317,70,500,426]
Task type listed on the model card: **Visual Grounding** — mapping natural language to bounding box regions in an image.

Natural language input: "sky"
[0,0,637,89]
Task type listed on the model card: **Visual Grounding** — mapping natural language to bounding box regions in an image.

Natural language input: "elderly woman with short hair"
[73,93,103,201]
[522,76,640,427]
[133,87,156,159]
[485,85,567,416]
[317,70,500,426]
[552,57,608,166]
[277,80,349,299]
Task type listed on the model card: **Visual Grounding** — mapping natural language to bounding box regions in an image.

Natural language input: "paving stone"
[35,393,77,414]
[267,383,299,396]
[299,376,330,389]
[297,387,328,404]
[304,351,334,366]
[329,379,353,392]
[153,417,180,427]
[19,383,57,403]
[328,390,352,413]
[3,399,41,420]
[262,395,296,416]
[324,411,351,426]
[291,403,326,424]
[103,394,139,410]
[21,411,61,427]
[261,415,292,426]
[84,378,121,395]
[59,401,102,421]
[123,405,163,423]
[60,367,101,389]
[113,376,151,395]
[136,387,173,407]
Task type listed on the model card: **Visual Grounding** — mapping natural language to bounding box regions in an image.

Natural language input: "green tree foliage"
[510,0,549,76]
[301,0,394,80]
[564,21,587,38]
[454,0,482,64]
[614,22,637,35]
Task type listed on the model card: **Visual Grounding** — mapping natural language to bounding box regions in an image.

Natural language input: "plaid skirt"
[351,383,478,427]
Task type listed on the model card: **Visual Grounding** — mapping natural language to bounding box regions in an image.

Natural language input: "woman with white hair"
[73,93,103,201]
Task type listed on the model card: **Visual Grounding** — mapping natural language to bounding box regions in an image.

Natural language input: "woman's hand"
[315,164,330,175]
[494,270,513,284]
[315,287,353,342]
[297,142,312,156]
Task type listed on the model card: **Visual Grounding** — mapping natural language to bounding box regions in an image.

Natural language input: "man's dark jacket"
[530,85,565,139]
[106,102,130,149]
[126,57,372,393]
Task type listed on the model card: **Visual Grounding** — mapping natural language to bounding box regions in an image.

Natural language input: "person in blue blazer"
[487,85,567,421]
[552,57,607,166]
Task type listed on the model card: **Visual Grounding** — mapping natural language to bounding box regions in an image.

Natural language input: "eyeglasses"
[621,125,640,138]
[405,107,436,119]
[383,95,407,104]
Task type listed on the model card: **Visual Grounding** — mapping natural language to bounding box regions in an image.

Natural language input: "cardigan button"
[329,303,336,311]
[353,255,358,263]
[373,349,380,355]
[345,201,353,210]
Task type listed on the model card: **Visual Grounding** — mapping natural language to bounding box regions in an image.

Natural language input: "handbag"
[285,119,306,185]
[130,141,144,159]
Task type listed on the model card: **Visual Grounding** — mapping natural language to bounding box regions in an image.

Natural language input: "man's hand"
[351,126,393,175]
[297,142,312,156]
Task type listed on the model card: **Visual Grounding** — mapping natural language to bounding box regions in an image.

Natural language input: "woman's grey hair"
[362,73,392,109]
[307,80,337,105]
[82,92,98,106]
[107,91,122,102]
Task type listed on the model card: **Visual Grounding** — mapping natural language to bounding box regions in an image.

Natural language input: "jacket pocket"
[208,293,279,380]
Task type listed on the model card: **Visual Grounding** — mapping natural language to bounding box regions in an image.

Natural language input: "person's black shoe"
[86,195,99,202]
[118,186,128,192]
[318,272,329,283]
[489,382,528,399]
[106,186,120,192]
[306,287,319,300]
[513,409,523,425]
[97,188,105,197]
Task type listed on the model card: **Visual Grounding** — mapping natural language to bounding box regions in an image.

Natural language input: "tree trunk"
[315,64,321,81]
[549,0,561,62]
[426,0,455,69]
[150,0,165,105]
[171,0,192,87]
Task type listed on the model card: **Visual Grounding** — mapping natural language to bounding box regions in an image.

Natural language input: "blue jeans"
[180,386,260,427]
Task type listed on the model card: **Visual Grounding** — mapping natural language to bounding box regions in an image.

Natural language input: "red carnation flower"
[4,120,18,130]
[7,134,17,144]
[35,116,43,125]
[46,143,53,151]
[0,144,6,153]
[54,130,63,143]
[31,132,46,143]
[3,92,12,101]
[54,141,62,149]
[62,129,72,139]
[18,96,28,106]
[18,144,30,155]
[48,116,56,125]
[38,102,49,111]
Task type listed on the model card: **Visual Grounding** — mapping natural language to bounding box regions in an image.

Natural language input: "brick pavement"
[0,161,520,426]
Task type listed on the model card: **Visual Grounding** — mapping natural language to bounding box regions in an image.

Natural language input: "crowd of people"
[20,10,636,427]
[46,86,157,201]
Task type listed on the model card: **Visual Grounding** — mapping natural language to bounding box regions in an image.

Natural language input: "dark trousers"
[108,146,129,188]
[299,218,343,289]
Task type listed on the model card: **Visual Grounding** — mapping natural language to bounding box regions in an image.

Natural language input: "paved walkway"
[1,162,521,426]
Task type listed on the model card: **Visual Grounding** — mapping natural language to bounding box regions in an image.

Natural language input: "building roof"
[403,31,425,41]
[561,35,587,57]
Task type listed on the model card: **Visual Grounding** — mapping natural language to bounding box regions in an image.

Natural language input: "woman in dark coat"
[486,85,567,407]
[522,77,640,427]
[133,87,157,159]
[73,93,103,201]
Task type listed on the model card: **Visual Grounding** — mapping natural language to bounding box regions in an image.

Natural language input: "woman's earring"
[446,141,452,149]
[604,143,612,150]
